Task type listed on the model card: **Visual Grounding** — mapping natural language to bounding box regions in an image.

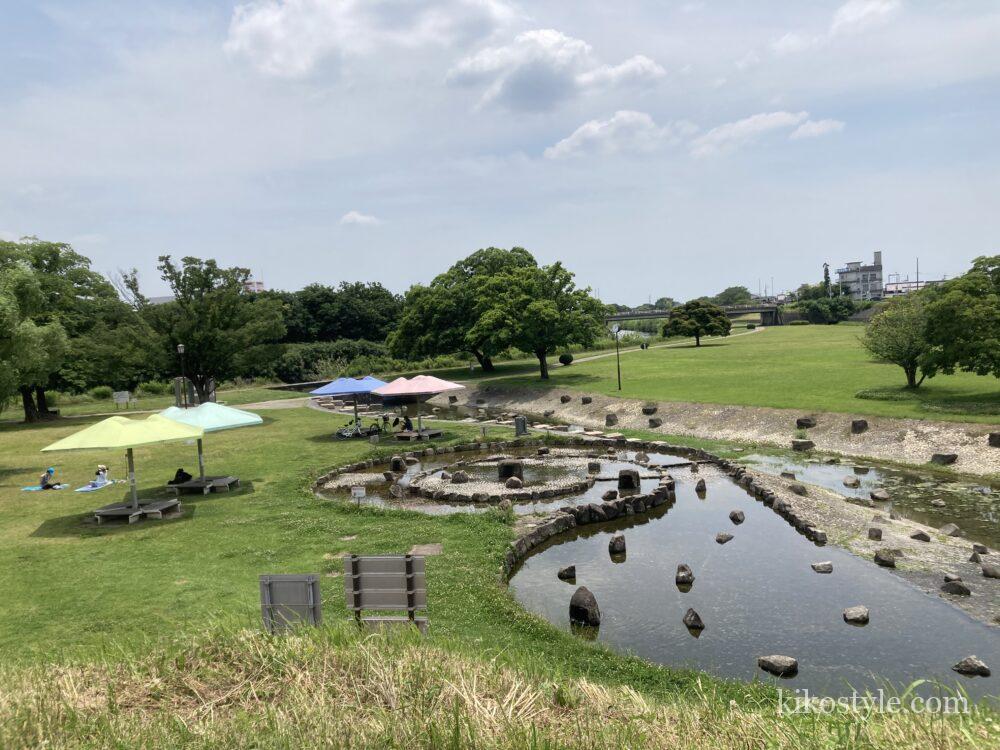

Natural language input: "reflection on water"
[509,472,1000,701]
[741,453,999,549]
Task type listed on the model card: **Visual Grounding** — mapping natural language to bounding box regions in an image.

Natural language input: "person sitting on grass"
[39,467,57,490]
[84,464,109,489]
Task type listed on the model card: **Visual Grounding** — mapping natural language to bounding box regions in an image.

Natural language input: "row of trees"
[863,255,1000,387]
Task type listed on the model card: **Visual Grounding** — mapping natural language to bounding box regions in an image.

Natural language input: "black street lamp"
[612,325,622,391]
[177,343,187,408]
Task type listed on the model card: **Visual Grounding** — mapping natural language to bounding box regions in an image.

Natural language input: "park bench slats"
[260,574,322,634]
[343,554,428,633]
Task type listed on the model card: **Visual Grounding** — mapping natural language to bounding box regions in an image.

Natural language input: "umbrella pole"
[126,448,138,510]
[354,398,359,435]
[417,400,423,439]
[197,438,205,481]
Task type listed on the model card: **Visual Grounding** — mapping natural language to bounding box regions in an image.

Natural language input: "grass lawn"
[458,325,1000,423]
[0,406,994,747]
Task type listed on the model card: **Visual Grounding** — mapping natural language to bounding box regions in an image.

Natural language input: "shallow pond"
[319,448,687,517]
[509,471,1000,701]
[741,453,1000,550]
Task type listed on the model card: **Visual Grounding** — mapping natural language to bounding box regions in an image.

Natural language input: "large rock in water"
[716,532,734,545]
[930,453,957,466]
[608,533,626,555]
[557,565,576,581]
[791,439,814,452]
[569,587,601,626]
[676,564,695,585]
[757,655,798,677]
[682,608,704,631]
[618,469,640,491]
[602,489,618,501]
[389,455,407,473]
[939,523,961,537]
[952,656,991,677]
[729,510,745,525]
[695,478,707,493]
[811,561,833,574]
[504,476,523,489]
[450,470,469,484]
[843,606,870,625]
[843,476,860,488]
[870,488,891,502]
[941,581,971,596]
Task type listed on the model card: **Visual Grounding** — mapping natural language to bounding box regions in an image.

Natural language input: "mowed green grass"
[0,407,733,702]
[478,325,1000,423]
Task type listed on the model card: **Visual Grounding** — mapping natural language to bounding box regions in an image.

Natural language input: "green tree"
[662,300,732,346]
[822,263,831,296]
[144,256,285,400]
[0,246,68,421]
[862,294,932,388]
[653,297,677,310]
[711,286,753,306]
[270,282,401,343]
[472,262,606,379]
[389,247,538,371]
[922,255,1000,379]
[799,296,856,324]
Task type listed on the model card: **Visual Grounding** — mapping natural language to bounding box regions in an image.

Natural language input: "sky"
[1,0,998,303]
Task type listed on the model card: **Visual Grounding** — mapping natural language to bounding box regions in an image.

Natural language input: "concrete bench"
[343,554,428,634]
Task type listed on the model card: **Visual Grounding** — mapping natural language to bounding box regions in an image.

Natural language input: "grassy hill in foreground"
[460,326,1000,424]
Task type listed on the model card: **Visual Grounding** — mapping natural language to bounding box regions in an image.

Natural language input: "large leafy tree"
[862,295,932,388]
[923,255,1000,379]
[472,262,606,379]
[662,300,732,346]
[389,247,538,371]
[0,245,69,421]
[0,239,147,420]
[145,256,285,400]
[269,282,401,343]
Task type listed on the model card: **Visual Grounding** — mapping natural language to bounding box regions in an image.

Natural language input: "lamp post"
[612,325,622,391]
[177,343,187,408]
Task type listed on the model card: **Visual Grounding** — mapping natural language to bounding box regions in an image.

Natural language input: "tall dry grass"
[0,623,996,749]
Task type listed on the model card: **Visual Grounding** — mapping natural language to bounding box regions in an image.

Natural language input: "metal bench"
[343,554,428,634]
[260,574,322,634]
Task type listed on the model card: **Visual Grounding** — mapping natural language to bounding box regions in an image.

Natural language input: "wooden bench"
[343,554,428,634]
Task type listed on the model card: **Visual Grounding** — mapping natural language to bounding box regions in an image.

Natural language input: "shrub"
[89,385,113,400]
[746,323,756,330]
[789,320,811,326]
[558,352,574,366]
[136,380,171,397]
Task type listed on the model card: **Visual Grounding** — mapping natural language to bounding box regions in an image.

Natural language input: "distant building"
[836,251,884,300]
[244,277,265,294]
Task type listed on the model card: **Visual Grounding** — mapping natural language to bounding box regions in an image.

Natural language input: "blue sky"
[1,0,998,302]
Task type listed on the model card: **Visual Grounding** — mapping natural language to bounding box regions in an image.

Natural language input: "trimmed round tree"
[661,300,731,346]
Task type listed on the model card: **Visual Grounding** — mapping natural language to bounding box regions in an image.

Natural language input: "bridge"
[607,304,784,326]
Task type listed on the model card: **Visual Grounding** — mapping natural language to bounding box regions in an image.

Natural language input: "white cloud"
[790,118,846,139]
[225,0,518,77]
[544,111,696,160]
[447,29,664,111]
[340,210,382,226]
[772,0,903,57]
[831,0,902,36]
[690,111,808,158]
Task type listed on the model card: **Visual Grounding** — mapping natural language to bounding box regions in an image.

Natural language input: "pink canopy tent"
[374,376,465,436]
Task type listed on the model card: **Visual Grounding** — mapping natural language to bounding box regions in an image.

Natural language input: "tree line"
[0,241,608,421]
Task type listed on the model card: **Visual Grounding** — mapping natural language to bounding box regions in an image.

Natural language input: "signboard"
[351,486,366,499]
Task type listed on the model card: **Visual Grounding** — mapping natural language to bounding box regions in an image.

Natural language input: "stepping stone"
[557,565,576,581]
[983,564,1000,579]
[930,499,946,507]
[970,552,982,563]
[973,543,988,555]
[729,510,745,525]
[941,581,971,596]
[939,523,961,537]
[695,478,706,493]
[843,476,860,488]
[796,417,816,429]
[409,543,443,556]
[608,533,626,555]
[953,656,990,677]
[791,440,814,452]
[943,572,962,583]
[930,453,957,466]
[790,483,807,496]
[811,561,833,574]
[780,471,796,479]
[758,655,798,677]
[675,564,695,585]
[851,419,868,434]
[682,608,704,631]
[910,531,931,542]
[874,549,896,568]
[843,606,870,625]
[870,489,891,501]
[716,532,734,545]
[868,528,882,541]
[569,586,601,626]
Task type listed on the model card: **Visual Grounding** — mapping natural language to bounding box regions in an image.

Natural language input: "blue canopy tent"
[310,376,388,438]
